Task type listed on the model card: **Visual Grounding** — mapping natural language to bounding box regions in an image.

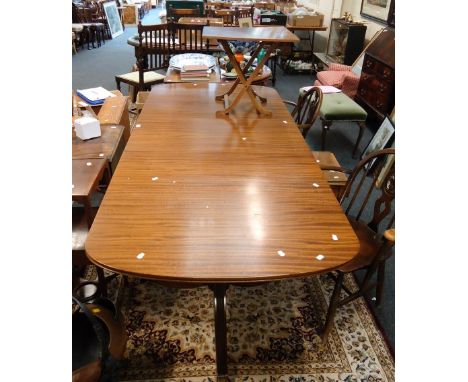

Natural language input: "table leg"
[216,41,276,117]
[211,283,229,379]
[216,43,264,100]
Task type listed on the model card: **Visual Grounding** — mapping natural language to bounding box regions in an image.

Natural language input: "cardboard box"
[276,3,295,13]
[288,13,324,27]
[75,116,101,140]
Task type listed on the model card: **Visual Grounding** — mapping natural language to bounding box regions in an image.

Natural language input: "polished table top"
[203,26,300,43]
[72,158,107,201]
[86,83,359,283]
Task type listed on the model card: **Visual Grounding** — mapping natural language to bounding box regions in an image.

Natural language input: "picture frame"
[103,1,123,39]
[362,116,395,169]
[375,142,395,188]
[238,17,253,28]
[360,0,395,25]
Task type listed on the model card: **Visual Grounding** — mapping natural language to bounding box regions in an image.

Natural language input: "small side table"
[72,158,109,296]
[203,26,299,117]
[72,158,108,228]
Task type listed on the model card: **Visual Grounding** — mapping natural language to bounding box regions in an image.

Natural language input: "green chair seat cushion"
[320,92,367,121]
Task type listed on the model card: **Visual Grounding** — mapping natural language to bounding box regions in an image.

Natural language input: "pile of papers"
[180,65,210,81]
[76,87,116,105]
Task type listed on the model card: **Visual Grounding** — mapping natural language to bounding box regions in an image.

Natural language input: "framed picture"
[103,1,123,39]
[362,116,395,168]
[361,0,395,25]
[375,142,395,188]
[238,17,253,28]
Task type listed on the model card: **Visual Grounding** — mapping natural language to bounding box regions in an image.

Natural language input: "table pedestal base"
[210,283,229,379]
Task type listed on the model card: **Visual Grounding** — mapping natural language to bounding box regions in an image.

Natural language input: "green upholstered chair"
[319,92,367,159]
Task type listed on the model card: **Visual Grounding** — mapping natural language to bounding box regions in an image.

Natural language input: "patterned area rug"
[104,273,394,382]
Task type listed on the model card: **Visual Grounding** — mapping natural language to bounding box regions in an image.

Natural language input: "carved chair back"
[291,87,323,128]
[339,148,395,234]
[236,6,254,25]
[137,23,173,73]
[172,23,208,53]
[214,9,236,26]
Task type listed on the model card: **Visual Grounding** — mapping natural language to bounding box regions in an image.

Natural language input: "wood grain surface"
[97,96,131,142]
[72,158,107,200]
[72,124,125,172]
[286,24,327,32]
[202,26,300,42]
[86,83,359,283]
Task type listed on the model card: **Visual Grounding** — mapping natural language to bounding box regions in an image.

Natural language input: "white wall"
[296,0,343,51]
[296,0,387,51]
[340,0,388,42]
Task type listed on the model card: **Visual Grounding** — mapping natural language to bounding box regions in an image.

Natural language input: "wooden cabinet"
[356,28,395,120]
[326,19,367,66]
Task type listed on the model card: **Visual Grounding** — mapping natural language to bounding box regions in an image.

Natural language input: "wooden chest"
[355,28,395,120]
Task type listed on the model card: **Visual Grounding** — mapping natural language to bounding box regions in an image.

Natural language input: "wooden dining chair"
[215,9,237,26]
[236,6,254,25]
[173,23,208,53]
[115,23,170,102]
[285,86,323,138]
[319,148,395,341]
[285,86,347,197]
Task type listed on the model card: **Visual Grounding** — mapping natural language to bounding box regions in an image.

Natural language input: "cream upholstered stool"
[72,24,85,51]
[115,67,165,103]
[319,92,367,159]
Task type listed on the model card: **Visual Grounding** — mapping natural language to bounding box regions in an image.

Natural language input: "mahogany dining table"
[85,83,359,379]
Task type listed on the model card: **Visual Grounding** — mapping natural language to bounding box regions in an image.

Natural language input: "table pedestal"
[215,41,276,117]
[210,284,229,380]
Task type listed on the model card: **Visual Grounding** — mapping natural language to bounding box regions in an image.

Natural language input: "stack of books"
[76,87,116,105]
[180,65,210,81]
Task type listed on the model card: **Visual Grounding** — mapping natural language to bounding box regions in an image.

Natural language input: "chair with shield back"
[285,86,322,138]
[284,86,349,197]
[115,22,171,103]
[319,148,395,341]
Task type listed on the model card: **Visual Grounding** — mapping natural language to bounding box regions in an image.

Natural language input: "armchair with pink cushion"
[314,63,360,98]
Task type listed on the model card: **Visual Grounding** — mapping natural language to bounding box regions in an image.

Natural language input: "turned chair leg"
[376,261,386,306]
[321,120,331,150]
[352,121,366,159]
[302,126,311,139]
[321,271,344,341]
[131,85,138,103]
[95,266,108,298]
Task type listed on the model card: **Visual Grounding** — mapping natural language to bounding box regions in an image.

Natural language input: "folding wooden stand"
[203,26,299,117]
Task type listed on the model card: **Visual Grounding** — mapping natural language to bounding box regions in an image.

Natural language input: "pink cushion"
[316,71,349,88]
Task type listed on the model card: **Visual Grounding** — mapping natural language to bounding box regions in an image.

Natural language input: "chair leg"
[116,78,121,92]
[352,121,366,159]
[130,86,138,103]
[271,55,277,86]
[321,271,344,342]
[95,266,108,298]
[321,119,331,150]
[376,261,386,306]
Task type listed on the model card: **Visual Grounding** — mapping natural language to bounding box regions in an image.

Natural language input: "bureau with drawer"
[355,28,395,121]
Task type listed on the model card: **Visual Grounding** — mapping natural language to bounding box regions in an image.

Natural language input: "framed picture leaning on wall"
[361,0,394,25]
[362,116,395,169]
[103,1,124,39]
